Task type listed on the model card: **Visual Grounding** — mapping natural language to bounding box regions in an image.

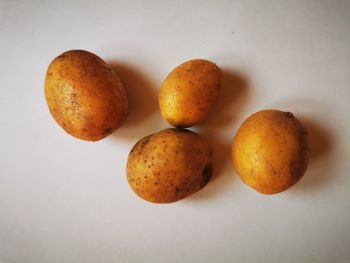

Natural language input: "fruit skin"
[45,50,128,141]
[232,109,308,194]
[159,59,221,128]
[126,128,213,203]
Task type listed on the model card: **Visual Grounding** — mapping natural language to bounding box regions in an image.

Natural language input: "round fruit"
[232,109,308,194]
[45,50,128,141]
[159,59,221,128]
[127,128,212,203]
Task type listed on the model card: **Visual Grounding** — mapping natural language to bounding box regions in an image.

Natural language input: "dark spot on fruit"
[138,135,151,151]
[129,146,136,154]
[104,128,113,135]
[284,112,294,118]
[70,92,80,107]
[290,161,306,178]
[201,162,213,187]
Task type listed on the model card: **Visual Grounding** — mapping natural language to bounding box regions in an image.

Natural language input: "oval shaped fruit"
[127,128,213,203]
[45,50,128,141]
[159,59,221,128]
[232,110,308,194]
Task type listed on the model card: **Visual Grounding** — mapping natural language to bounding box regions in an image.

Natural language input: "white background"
[1,0,350,262]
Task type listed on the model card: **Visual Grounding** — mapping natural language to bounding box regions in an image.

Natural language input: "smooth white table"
[1,1,350,262]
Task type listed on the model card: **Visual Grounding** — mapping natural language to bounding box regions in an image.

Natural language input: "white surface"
[1,0,350,262]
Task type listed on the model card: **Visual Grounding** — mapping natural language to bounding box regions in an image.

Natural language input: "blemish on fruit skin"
[201,163,213,187]
[138,135,151,150]
[127,128,212,203]
[104,127,113,134]
[284,112,294,118]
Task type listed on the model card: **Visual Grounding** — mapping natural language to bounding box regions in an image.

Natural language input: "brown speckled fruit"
[126,128,213,203]
[45,50,128,141]
[159,59,221,128]
[232,109,309,194]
